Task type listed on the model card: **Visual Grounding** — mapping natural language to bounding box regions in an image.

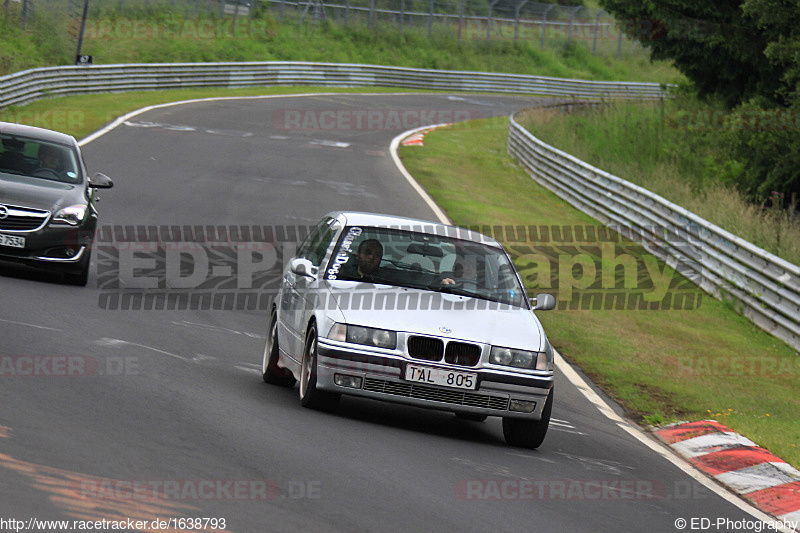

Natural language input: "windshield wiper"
[431,283,487,299]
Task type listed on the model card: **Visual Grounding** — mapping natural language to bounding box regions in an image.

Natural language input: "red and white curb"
[400,127,437,146]
[656,420,800,528]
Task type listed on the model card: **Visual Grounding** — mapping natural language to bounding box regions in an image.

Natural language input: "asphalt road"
[0,93,762,532]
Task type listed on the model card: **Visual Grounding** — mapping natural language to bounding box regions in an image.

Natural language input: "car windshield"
[0,134,81,184]
[325,225,527,307]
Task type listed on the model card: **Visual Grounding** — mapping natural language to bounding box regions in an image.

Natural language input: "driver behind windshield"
[35,144,75,181]
[441,253,479,290]
[340,239,386,281]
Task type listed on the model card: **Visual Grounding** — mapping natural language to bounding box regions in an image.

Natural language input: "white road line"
[235,363,262,375]
[308,140,351,148]
[79,92,441,147]
[93,337,214,364]
[389,124,453,225]
[172,320,264,339]
[0,318,62,332]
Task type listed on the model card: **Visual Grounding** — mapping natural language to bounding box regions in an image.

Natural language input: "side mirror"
[531,293,556,311]
[88,172,114,189]
[290,257,316,279]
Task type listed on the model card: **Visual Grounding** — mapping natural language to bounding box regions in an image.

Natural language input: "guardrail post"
[428,0,434,37]
[20,0,29,28]
[514,0,528,44]
[567,5,581,46]
[457,0,464,40]
[368,0,374,30]
[540,5,553,48]
[486,0,498,40]
[592,12,600,54]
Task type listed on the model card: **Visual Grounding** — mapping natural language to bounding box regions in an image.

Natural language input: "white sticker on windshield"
[327,226,362,280]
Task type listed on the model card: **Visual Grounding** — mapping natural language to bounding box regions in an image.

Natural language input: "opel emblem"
[0,205,8,220]
[439,326,452,334]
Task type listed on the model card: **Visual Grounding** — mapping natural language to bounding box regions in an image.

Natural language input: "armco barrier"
[508,114,800,352]
[0,62,669,109]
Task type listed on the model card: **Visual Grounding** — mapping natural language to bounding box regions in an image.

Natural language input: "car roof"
[327,211,502,248]
[0,121,77,146]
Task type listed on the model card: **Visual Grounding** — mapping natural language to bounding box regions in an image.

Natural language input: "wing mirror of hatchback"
[88,172,114,189]
[290,257,316,279]
[531,293,556,311]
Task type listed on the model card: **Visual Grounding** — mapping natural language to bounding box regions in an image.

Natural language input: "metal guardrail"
[0,62,669,109]
[508,114,800,351]
[1,59,793,350]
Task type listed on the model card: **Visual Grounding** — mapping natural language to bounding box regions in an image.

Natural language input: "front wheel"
[262,309,296,387]
[299,324,340,411]
[502,389,553,449]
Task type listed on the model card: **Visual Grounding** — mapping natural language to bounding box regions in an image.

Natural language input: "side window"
[299,217,336,267]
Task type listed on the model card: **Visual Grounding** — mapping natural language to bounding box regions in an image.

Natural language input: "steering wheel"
[32,168,60,179]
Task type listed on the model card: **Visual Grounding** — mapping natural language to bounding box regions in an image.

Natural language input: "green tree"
[600,0,800,206]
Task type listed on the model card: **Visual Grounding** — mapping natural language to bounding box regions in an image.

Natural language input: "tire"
[502,389,553,449]
[63,249,91,286]
[262,309,297,387]
[299,324,340,411]
[455,412,488,422]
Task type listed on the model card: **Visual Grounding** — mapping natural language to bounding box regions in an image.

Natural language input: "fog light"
[509,399,536,413]
[64,248,76,257]
[334,374,363,389]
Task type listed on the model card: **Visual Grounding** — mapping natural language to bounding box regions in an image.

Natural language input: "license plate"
[0,234,25,249]
[405,364,477,390]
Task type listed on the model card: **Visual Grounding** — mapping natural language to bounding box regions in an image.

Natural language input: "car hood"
[324,282,546,351]
[0,174,84,212]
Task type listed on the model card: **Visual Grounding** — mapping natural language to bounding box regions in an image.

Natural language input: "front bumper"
[315,339,553,420]
[0,222,95,273]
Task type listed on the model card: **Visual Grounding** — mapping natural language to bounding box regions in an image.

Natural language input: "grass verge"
[1,8,681,84]
[516,103,800,266]
[399,117,800,468]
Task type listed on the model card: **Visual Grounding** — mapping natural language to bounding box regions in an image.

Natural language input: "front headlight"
[327,323,396,349]
[51,205,87,226]
[490,345,551,370]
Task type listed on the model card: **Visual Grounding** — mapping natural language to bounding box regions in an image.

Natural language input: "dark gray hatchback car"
[0,122,113,285]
